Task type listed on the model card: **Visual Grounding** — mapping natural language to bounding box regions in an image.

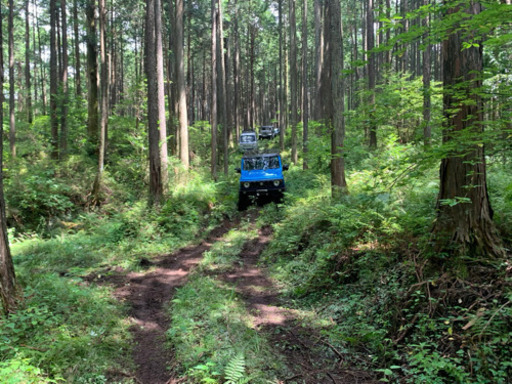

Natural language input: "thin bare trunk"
[8,0,16,157]
[25,0,33,124]
[176,0,189,168]
[367,0,377,149]
[86,0,99,147]
[302,0,309,170]
[211,0,218,180]
[217,0,228,175]
[145,0,163,204]
[50,0,59,159]
[422,0,431,146]
[93,0,108,203]
[289,0,298,164]
[60,0,69,159]
[73,0,81,96]
[155,0,168,185]
[329,0,347,197]
[0,0,16,315]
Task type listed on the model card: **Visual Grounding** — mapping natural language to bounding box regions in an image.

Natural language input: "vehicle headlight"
[273,180,281,187]
[243,182,251,189]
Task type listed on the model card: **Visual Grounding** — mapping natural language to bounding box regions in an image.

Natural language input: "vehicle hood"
[240,169,283,182]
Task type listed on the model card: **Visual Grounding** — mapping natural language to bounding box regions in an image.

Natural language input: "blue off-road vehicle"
[236,153,288,211]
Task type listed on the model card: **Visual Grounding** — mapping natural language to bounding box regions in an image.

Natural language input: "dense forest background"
[0,0,511,382]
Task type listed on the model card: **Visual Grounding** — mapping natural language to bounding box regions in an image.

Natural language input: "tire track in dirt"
[95,219,239,384]
[222,224,377,384]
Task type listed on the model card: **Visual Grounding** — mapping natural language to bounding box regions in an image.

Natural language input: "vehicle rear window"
[240,135,256,143]
[243,156,280,170]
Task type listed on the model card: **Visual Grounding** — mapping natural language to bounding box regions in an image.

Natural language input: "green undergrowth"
[258,144,512,383]
[3,174,234,383]
[167,223,288,383]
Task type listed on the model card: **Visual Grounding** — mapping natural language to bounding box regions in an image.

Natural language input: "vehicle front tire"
[238,194,249,211]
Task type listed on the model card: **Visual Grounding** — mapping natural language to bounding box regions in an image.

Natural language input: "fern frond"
[223,352,246,384]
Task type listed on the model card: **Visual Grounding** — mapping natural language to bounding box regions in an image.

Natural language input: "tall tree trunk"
[289,0,298,164]
[25,0,33,124]
[50,0,59,160]
[313,0,323,120]
[422,0,431,146]
[93,0,108,203]
[176,0,189,168]
[167,0,178,156]
[319,1,332,121]
[60,0,69,159]
[145,0,163,204]
[302,0,309,170]
[367,0,377,149]
[217,0,228,175]
[31,2,39,110]
[211,0,218,180]
[278,0,285,150]
[155,0,168,186]
[73,0,82,97]
[86,0,99,148]
[34,1,47,115]
[0,0,16,315]
[233,0,240,141]
[8,0,16,157]
[329,0,347,197]
[432,1,503,258]
[249,25,256,130]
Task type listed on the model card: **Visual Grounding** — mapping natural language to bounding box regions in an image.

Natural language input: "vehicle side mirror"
[235,168,241,173]
[283,164,289,171]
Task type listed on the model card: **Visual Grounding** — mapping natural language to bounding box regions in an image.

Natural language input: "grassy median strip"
[167,224,288,384]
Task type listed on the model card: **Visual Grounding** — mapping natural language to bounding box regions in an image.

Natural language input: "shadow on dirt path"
[223,225,377,384]
[91,220,239,384]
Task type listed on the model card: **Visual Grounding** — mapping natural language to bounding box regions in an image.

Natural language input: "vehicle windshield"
[240,134,256,143]
[243,156,280,171]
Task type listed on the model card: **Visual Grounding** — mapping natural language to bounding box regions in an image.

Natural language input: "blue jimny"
[236,153,288,211]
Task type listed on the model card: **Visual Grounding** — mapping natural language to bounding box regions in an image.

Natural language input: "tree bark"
[422,0,431,146]
[233,0,240,142]
[93,0,108,203]
[50,0,59,160]
[73,0,82,97]
[211,0,218,180]
[176,0,189,169]
[289,0,298,165]
[302,0,309,170]
[25,0,33,124]
[278,0,285,150]
[217,0,228,175]
[8,0,16,157]
[313,0,323,120]
[154,0,168,186]
[86,0,99,148]
[60,0,69,159]
[367,0,377,149]
[329,0,347,198]
[432,1,503,258]
[0,0,16,316]
[145,0,163,204]
[34,1,47,115]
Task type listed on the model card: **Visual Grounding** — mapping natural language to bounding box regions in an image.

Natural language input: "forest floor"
[98,212,377,384]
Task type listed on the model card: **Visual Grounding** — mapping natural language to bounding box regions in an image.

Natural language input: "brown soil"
[88,220,238,384]
[223,224,377,384]
[93,214,375,384]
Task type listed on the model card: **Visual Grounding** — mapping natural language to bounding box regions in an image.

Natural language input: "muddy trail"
[223,225,376,384]
[95,214,375,383]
